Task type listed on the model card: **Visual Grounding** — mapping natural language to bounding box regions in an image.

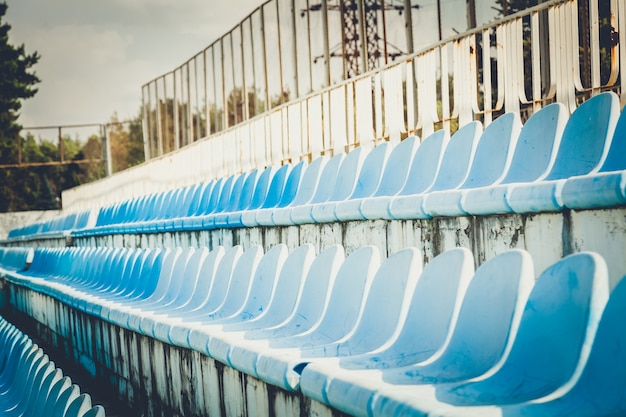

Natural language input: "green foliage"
[0,2,145,212]
[0,1,40,140]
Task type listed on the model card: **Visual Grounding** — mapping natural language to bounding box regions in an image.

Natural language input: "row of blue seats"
[8,91,625,240]
[0,314,105,417]
[7,211,90,240]
[1,243,624,416]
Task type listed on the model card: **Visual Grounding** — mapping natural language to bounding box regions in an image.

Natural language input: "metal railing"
[63,0,624,211]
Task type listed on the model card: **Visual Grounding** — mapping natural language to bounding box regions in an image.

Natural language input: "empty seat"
[335,137,420,222]
[422,112,522,217]
[303,249,534,415]
[254,160,308,226]
[310,147,369,223]
[371,251,609,417]
[361,130,448,220]
[240,164,292,227]
[561,105,626,209]
[506,92,620,213]
[289,153,346,225]
[272,155,329,226]
[323,142,393,222]
[461,102,567,215]
[388,121,482,220]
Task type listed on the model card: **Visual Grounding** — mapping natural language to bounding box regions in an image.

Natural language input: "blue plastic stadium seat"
[561,105,626,210]
[241,164,291,227]
[370,251,609,417]
[272,156,329,226]
[303,249,534,415]
[255,160,308,226]
[309,147,369,223]
[388,121,482,220]
[228,245,346,376]
[227,166,277,227]
[506,92,620,213]
[422,113,522,217]
[289,153,345,225]
[335,137,420,221]
[360,131,448,220]
[461,103,567,215]
[212,170,259,229]
[207,172,257,230]
[502,274,626,417]
[172,244,286,349]
[254,246,421,392]
[321,143,392,222]
[201,244,316,364]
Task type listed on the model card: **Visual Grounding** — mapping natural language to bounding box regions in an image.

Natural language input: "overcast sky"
[6,0,262,128]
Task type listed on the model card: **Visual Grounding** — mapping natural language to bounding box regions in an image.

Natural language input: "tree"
[0,1,40,143]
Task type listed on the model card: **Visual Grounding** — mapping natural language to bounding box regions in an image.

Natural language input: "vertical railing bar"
[156,80,164,156]
[589,0,601,92]
[482,28,493,123]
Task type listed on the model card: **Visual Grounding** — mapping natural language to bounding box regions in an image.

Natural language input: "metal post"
[58,126,64,163]
[404,0,414,54]
[467,0,477,30]
[141,85,151,160]
[291,0,300,98]
[103,124,113,176]
[276,0,285,105]
[321,0,331,86]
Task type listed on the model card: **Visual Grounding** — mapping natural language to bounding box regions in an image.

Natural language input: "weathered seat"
[335,137,418,221]
[561,105,626,209]
[506,92,620,213]
[423,112,522,217]
[461,102,567,215]
[388,121,482,219]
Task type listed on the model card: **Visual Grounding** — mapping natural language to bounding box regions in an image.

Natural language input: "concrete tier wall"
[6,208,623,289]
[3,282,345,417]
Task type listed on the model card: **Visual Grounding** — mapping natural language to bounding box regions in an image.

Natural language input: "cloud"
[6,0,265,128]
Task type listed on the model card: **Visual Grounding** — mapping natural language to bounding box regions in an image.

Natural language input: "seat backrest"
[170,247,210,309]
[461,112,522,188]
[246,166,277,210]
[545,91,620,180]
[43,376,72,415]
[340,248,423,355]
[183,247,225,311]
[373,136,420,197]
[51,384,80,417]
[64,393,92,417]
[598,106,626,172]
[267,245,346,337]
[307,153,346,204]
[428,121,483,192]
[276,160,308,208]
[294,246,381,345]
[231,169,260,211]
[327,147,368,202]
[210,246,264,317]
[202,246,244,312]
[224,171,257,212]
[349,142,393,199]
[241,244,316,329]
[416,250,535,382]
[514,274,626,416]
[236,244,289,321]
[289,156,328,206]
[501,102,567,184]
[260,164,292,209]
[212,174,238,214]
[197,177,224,215]
[360,248,475,368]
[440,252,609,405]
